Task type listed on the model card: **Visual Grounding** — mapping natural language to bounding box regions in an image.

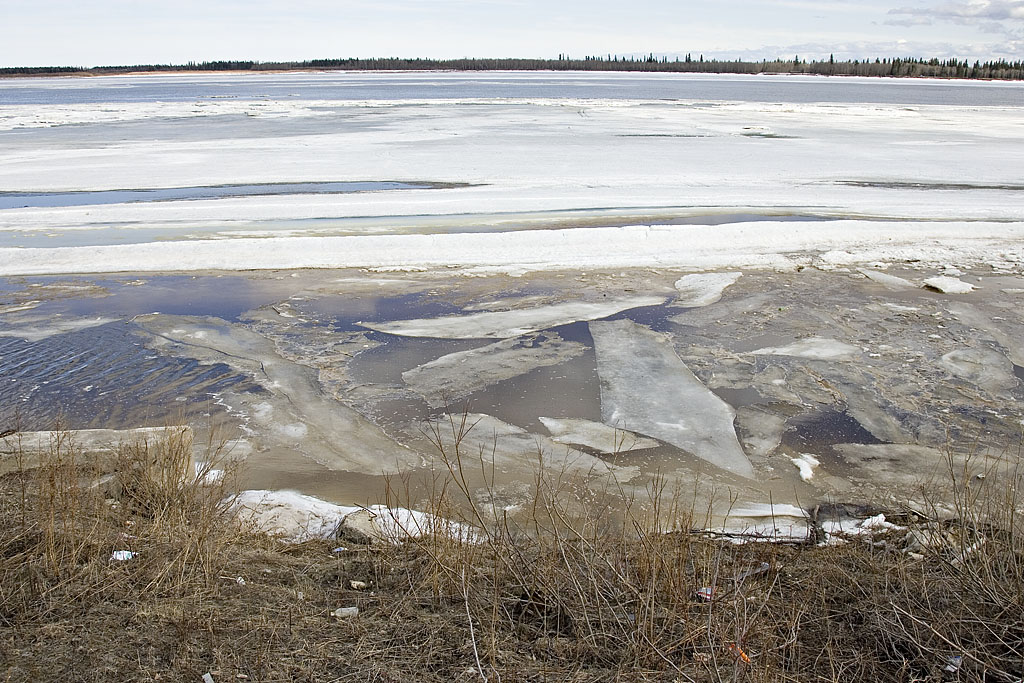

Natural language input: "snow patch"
[790,453,821,481]
[674,272,742,307]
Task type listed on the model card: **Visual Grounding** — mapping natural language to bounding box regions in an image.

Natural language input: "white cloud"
[889,1,1024,26]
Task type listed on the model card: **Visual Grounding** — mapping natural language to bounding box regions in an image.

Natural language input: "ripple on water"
[0,321,261,430]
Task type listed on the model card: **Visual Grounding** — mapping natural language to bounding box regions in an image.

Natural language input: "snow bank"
[1,220,1021,277]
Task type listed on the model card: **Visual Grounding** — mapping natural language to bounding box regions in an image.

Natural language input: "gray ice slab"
[403,332,586,407]
[589,319,754,478]
[359,296,665,339]
[940,348,1017,397]
[539,417,659,454]
[673,272,742,307]
[751,336,862,361]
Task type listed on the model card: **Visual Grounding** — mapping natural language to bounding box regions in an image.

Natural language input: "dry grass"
[0,423,1021,682]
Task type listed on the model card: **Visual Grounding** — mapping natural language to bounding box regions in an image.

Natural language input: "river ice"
[403,332,586,407]
[538,417,659,454]
[360,296,665,339]
[589,320,755,478]
[134,314,424,475]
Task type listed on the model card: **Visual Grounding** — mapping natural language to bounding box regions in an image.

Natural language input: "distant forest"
[3,55,1023,80]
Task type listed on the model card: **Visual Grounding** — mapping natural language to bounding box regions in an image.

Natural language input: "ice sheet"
[674,272,742,307]
[589,319,754,478]
[403,332,586,406]
[539,417,659,454]
[360,296,665,339]
[1,90,1023,275]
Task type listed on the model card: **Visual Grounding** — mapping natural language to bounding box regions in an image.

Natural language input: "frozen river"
[1,71,1022,534]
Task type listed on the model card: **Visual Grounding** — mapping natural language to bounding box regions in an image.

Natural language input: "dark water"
[0,322,260,430]
[781,409,883,456]
[0,181,433,210]
[3,72,1021,107]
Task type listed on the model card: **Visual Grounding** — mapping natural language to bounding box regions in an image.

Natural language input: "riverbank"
[1,427,1020,681]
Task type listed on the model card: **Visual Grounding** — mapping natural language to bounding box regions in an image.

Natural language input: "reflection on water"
[781,409,883,457]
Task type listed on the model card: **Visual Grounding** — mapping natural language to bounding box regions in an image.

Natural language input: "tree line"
[2,55,1022,80]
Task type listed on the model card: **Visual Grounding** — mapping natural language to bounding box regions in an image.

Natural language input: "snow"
[0,80,1022,276]
[673,272,742,307]
[1,220,1021,277]
[230,489,478,544]
[751,336,862,361]
[589,319,754,478]
[922,276,976,294]
[539,417,660,454]
[403,333,587,407]
[790,453,820,482]
[360,296,665,339]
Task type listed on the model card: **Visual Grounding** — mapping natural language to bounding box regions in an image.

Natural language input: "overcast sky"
[2,0,1021,67]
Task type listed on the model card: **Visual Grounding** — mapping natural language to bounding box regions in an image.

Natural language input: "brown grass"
[0,424,1021,682]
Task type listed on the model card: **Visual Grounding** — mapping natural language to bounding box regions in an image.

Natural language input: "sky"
[1,0,1021,67]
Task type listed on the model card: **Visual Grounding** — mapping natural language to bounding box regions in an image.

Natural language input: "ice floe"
[858,268,915,289]
[923,276,976,294]
[589,319,754,478]
[539,417,659,454]
[403,332,586,406]
[750,336,862,361]
[360,296,664,339]
[673,272,742,307]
